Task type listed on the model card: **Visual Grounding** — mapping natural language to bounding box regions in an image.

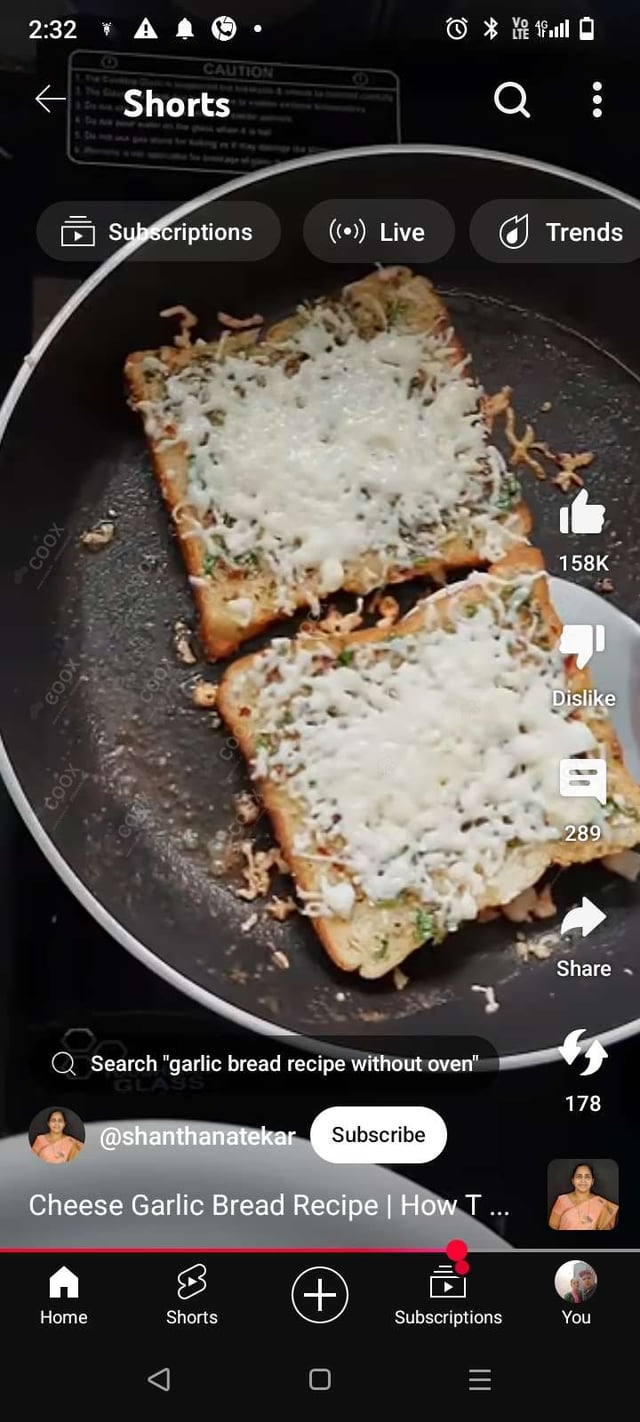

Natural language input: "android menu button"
[304,198,455,263]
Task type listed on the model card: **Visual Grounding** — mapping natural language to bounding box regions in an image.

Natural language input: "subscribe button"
[310,1106,447,1164]
[304,199,455,263]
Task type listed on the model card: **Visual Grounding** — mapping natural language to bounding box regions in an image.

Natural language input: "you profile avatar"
[29,1107,85,1165]
[554,1260,598,1305]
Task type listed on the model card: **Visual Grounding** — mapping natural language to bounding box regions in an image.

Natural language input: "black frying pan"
[2,146,640,1065]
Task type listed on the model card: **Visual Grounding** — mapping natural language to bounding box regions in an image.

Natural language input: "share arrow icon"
[560,896,606,938]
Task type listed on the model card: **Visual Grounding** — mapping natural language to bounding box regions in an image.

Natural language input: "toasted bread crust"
[218,545,640,977]
[126,268,531,659]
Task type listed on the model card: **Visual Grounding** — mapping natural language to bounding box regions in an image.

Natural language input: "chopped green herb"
[202,553,217,576]
[337,648,355,667]
[496,473,522,512]
[373,936,390,960]
[242,550,260,569]
[463,604,479,618]
[388,300,409,324]
[414,908,436,943]
[255,736,270,750]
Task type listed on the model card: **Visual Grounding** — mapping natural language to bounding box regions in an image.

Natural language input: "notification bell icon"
[176,17,194,39]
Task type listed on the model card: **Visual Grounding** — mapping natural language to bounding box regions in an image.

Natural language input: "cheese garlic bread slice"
[217,547,640,978]
[125,267,531,658]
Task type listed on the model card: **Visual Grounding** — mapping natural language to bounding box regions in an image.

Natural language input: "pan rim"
[2,140,640,1067]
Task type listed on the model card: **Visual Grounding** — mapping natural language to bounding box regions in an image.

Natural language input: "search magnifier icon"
[51,1051,76,1077]
[494,81,531,118]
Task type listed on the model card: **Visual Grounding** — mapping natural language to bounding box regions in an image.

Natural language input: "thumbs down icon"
[558,623,605,669]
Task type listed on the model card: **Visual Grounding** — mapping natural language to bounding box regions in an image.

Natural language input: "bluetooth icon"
[484,17,499,38]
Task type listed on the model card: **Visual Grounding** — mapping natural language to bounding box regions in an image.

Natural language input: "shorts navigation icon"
[430,1262,467,1298]
[60,215,96,248]
[176,1262,207,1299]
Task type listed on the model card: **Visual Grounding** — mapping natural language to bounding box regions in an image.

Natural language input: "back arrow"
[36,85,67,113]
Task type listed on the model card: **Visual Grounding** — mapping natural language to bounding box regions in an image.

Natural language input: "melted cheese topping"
[152,304,519,608]
[239,577,606,933]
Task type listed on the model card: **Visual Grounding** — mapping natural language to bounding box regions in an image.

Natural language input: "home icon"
[49,1266,79,1299]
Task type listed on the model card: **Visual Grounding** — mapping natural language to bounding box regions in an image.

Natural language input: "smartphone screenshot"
[0,0,637,1403]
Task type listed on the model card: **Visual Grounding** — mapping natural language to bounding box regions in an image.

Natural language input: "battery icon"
[579,16,595,39]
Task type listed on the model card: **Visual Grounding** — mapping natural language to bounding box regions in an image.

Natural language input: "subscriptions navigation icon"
[430,1263,467,1299]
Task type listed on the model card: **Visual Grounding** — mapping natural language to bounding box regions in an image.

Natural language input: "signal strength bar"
[549,19,570,37]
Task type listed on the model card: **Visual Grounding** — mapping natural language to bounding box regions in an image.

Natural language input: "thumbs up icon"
[559,488,606,534]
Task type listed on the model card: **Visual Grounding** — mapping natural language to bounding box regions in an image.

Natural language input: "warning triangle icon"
[134,18,158,39]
